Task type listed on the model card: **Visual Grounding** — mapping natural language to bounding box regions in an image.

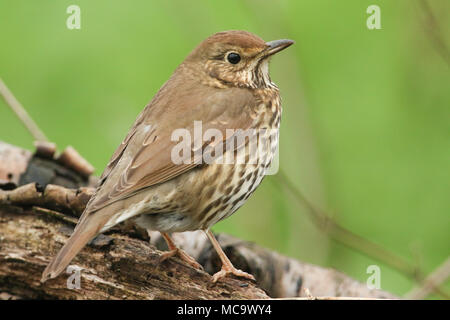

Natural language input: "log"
[0,205,268,299]
[0,141,395,299]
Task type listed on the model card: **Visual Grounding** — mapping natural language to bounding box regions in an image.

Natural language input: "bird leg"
[205,230,255,283]
[159,232,203,270]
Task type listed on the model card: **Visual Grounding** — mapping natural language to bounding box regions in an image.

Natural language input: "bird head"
[182,30,294,89]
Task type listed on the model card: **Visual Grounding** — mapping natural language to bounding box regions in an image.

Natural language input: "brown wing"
[81,82,257,220]
[98,108,146,184]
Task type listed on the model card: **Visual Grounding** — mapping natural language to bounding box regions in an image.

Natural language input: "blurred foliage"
[0,0,449,298]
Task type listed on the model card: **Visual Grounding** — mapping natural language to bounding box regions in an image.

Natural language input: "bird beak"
[263,39,294,57]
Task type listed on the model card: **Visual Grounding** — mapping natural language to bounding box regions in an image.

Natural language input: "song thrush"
[42,30,293,283]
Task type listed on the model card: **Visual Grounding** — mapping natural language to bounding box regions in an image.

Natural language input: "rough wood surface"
[0,141,396,299]
[0,205,269,299]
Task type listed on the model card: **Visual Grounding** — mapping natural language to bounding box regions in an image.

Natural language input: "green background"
[1,0,449,298]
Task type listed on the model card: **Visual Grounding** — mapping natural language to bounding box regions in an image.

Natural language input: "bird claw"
[160,248,203,270]
[211,266,255,283]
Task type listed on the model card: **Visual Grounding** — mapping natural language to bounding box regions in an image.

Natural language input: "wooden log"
[0,205,268,299]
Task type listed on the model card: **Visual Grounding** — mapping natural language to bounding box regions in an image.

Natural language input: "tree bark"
[0,141,395,299]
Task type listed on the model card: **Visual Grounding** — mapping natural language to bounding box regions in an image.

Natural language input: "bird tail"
[41,213,107,282]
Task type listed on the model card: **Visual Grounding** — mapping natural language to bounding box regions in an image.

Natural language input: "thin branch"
[0,77,48,142]
[405,257,450,299]
[0,183,94,216]
[272,169,449,299]
[418,0,450,66]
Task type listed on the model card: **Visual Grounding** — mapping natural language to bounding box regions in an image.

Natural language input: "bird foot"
[160,248,203,270]
[211,265,255,283]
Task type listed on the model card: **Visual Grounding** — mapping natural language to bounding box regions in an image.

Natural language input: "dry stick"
[419,0,450,66]
[405,257,450,299]
[0,77,48,142]
[272,170,450,299]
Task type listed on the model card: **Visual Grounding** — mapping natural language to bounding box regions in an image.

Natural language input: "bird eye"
[227,52,241,64]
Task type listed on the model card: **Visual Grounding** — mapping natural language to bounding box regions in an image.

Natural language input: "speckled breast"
[196,89,282,230]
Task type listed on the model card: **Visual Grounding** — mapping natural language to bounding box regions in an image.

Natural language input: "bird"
[41,30,293,283]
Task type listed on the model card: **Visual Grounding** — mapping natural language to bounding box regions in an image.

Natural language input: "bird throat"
[251,58,276,89]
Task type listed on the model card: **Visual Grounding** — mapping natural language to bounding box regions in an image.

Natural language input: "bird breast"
[193,88,281,229]
[113,88,282,233]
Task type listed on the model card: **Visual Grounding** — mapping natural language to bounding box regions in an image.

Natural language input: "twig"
[58,146,95,177]
[418,0,450,66]
[405,257,450,299]
[0,77,48,142]
[0,183,94,216]
[272,169,449,299]
[273,170,416,275]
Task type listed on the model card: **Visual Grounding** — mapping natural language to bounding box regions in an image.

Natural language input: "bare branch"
[418,0,450,66]
[0,183,94,216]
[405,257,450,299]
[0,77,48,142]
[273,170,449,299]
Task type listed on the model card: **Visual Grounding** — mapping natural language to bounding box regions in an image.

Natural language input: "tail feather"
[41,214,106,282]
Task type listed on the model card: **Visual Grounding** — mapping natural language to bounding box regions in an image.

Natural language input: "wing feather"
[82,83,257,220]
